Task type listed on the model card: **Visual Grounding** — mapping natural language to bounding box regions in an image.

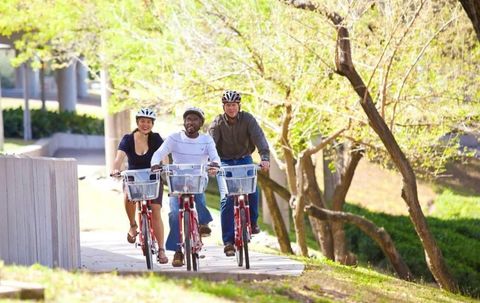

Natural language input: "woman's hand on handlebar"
[110,169,121,178]
[151,164,162,172]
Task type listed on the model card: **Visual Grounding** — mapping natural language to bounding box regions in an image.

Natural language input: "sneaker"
[172,251,184,267]
[224,243,235,257]
[251,224,260,234]
[199,224,211,237]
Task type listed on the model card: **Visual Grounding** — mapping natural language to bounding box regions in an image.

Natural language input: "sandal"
[127,222,138,244]
[157,248,169,264]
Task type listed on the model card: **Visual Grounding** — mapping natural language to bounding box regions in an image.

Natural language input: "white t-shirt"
[151,131,220,165]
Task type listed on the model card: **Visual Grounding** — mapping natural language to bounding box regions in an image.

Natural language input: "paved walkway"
[54,148,304,280]
[81,231,303,280]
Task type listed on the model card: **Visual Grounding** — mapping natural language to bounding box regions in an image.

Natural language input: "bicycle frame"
[119,168,161,270]
[162,163,208,271]
[219,163,259,269]
[177,193,203,271]
[137,199,157,263]
[234,194,252,248]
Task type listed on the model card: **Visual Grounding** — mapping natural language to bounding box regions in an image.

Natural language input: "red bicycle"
[219,164,259,269]
[112,168,161,270]
[162,164,209,271]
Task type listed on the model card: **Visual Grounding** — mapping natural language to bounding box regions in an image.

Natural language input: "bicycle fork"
[234,195,252,247]
[138,201,157,256]
[178,195,203,254]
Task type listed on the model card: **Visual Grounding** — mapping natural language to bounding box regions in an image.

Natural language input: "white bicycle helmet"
[135,108,156,121]
[183,106,205,123]
[222,90,241,103]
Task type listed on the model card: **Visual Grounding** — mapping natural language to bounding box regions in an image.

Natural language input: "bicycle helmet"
[183,106,205,123]
[135,108,156,121]
[222,90,241,103]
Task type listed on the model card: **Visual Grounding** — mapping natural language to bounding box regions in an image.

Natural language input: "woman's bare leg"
[151,204,165,247]
[124,194,137,235]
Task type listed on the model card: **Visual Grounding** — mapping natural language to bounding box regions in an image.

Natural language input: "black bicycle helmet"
[222,90,241,103]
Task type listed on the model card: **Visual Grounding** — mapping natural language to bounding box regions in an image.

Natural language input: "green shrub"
[3,107,104,139]
[343,199,480,298]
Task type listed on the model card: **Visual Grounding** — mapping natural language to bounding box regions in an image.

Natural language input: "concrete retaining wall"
[0,154,80,269]
[18,133,104,157]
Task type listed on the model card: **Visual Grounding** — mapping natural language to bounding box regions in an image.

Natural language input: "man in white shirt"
[151,107,220,267]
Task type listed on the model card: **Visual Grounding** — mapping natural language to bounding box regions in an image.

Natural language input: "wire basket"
[163,164,208,194]
[220,164,258,195]
[122,168,161,201]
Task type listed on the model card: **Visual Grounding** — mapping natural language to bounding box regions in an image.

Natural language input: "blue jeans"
[217,155,259,245]
[165,193,213,251]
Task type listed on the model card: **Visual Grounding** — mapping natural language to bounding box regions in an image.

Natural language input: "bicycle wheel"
[142,213,153,270]
[240,208,250,269]
[184,210,192,271]
[192,215,199,271]
[236,208,244,267]
[192,253,198,271]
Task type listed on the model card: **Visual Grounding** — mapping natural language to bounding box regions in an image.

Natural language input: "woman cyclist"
[111,108,168,264]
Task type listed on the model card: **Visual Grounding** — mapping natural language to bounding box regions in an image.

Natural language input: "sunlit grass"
[1,137,36,152]
[2,259,474,303]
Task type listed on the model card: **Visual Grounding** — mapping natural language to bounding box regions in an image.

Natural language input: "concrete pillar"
[262,157,290,231]
[15,65,23,89]
[101,68,130,173]
[0,79,3,150]
[56,61,77,112]
[76,58,88,99]
[22,64,32,141]
[15,63,39,98]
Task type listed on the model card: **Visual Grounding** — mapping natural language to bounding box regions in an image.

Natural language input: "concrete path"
[54,147,304,280]
[81,231,303,280]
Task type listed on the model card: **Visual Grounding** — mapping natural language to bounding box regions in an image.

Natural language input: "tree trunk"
[331,144,363,265]
[40,60,46,112]
[282,0,458,291]
[301,155,334,260]
[258,172,294,254]
[332,20,458,292]
[294,162,309,256]
[257,172,291,201]
[306,205,413,281]
[459,0,480,41]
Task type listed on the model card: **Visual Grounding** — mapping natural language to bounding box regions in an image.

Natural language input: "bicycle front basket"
[122,169,161,201]
[221,164,258,195]
[163,164,208,194]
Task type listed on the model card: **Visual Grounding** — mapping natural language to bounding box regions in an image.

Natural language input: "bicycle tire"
[142,213,153,270]
[192,253,198,271]
[192,215,199,271]
[184,210,192,271]
[236,208,244,267]
[241,208,250,269]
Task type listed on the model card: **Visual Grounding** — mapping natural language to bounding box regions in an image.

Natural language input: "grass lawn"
[1,257,476,302]
[1,137,36,152]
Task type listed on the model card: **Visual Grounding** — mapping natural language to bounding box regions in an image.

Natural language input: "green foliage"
[343,191,480,297]
[3,107,104,139]
[431,189,480,219]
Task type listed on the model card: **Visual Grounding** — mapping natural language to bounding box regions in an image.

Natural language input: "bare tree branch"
[390,16,458,130]
[305,205,413,281]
